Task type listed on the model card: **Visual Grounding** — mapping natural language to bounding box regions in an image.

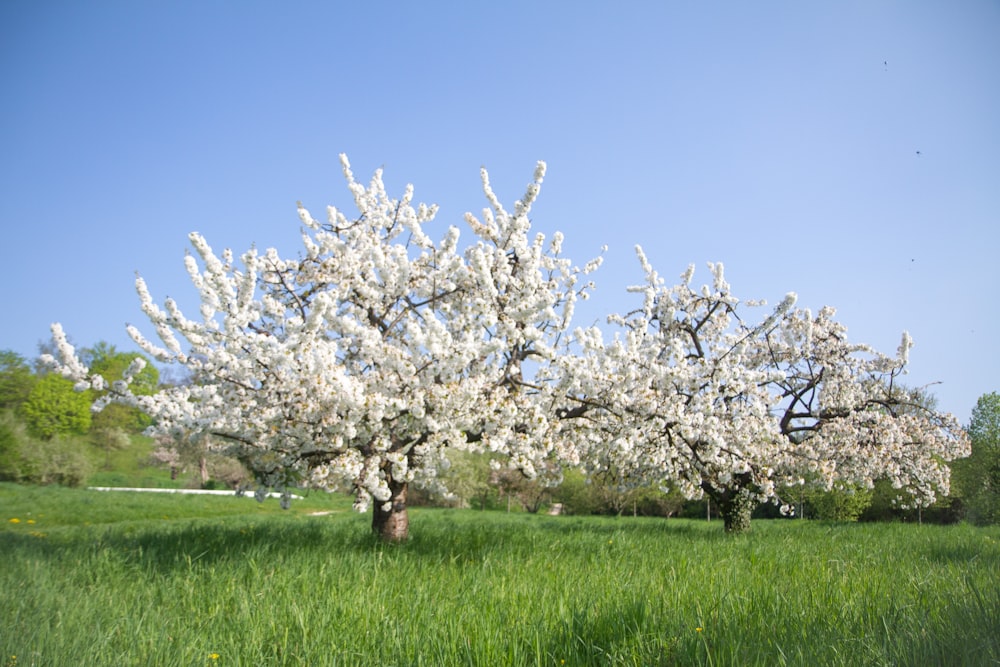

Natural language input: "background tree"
[77,342,159,469]
[83,342,159,433]
[149,431,253,489]
[15,433,95,486]
[0,410,26,481]
[795,482,873,521]
[46,155,599,541]
[408,450,496,509]
[20,374,92,439]
[488,463,558,514]
[952,392,1000,525]
[0,350,36,410]
[2,348,98,485]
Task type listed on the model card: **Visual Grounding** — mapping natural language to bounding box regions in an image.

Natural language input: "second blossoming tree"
[556,248,969,532]
[47,155,599,541]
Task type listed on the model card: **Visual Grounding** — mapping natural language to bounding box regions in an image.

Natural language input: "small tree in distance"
[0,350,36,410]
[21,374,92,439]
[953,392,1000,525]
[555,251,969,532]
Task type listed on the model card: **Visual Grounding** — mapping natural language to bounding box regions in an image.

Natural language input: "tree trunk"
[371,479,409,542]
[703,478,756,534]
[718,490,755,534]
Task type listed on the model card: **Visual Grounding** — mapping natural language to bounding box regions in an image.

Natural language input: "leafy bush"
[551,468,602,515]
[20,374,92,439]
[0,410,24,481]
[205,454,254,490]
[803,484,873,521]
[0,410,93,486]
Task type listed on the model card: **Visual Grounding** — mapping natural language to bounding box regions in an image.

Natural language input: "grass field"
[2,483,998,666]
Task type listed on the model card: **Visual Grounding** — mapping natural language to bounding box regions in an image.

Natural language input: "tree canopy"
[0,350,36,410]
[953,392,1000,525]
[556,254,967,531]
[20,374,92,439]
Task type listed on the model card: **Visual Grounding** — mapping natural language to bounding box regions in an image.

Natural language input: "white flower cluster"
[46,158,968,521]
[47,156,599,514]
[555,249,969,512]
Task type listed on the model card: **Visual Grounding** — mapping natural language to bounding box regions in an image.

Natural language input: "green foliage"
[16,434,94,486]
[862,478,922,522]
[20,373,92,439]
[84,342,158,433]
[551,468,603,515]
[798,484,874,521]
[91,402,151,434]
[2,406,180,489]
[82,342,159,395]
[1,488,998,666]
[0,350,36,409]
[90,426,132,470]
[953,392,1000,525]
[0,412,93,486]
[551,469,687,517]
[858,478,962,524]
[0,410,24,481]
[446,450,499,509]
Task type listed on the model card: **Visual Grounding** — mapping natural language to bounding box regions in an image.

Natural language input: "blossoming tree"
[45,157,969,538]
[45,156,598,541]
[556,249,970,532]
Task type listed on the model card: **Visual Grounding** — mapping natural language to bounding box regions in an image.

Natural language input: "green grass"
[2,483,998,666]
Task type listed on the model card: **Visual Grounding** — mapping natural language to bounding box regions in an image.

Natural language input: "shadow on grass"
[540,598,682,667]
[0,513,364,572]
[0,509,731,574]
[920,540,1000,567]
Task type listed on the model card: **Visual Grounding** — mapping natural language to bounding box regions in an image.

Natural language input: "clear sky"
[1,1,997,422]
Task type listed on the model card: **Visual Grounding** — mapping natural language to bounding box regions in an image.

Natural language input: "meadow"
[2,483,998,666]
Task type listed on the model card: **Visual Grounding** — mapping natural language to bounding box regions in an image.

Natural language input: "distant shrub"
[0,410,24,481]
[805,484,873,521]
[551,468,603,515]
[0,411,92,486]
[17,435,94,487]
[206,455,253,489]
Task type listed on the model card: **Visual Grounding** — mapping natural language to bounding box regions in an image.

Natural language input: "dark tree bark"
[717,490,755,534]
[704,475,756,534]
[371,479,409,542]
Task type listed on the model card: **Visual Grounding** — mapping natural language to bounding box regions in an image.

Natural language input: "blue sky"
[1,1,997,421]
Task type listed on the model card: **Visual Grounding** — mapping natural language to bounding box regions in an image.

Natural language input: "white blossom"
[45,156,601,539]
[44,157,967,537]
[556,259,969,523]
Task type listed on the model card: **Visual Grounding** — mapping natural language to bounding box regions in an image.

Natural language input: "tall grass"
[2,483,998,666]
